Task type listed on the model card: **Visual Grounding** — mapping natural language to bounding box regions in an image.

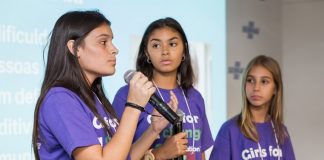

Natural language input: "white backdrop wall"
[227,0,282,118]
[227,0,324,159]
[283,1,324,159]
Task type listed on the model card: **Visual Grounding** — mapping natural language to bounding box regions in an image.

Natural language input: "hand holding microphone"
[124,71,156,110]
[124,70,180,124]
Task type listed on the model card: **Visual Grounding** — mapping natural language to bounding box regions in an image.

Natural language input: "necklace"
[152,80,195,153]
[257,120,281,160]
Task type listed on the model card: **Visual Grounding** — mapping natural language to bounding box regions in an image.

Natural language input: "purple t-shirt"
[209,116,295,160]
[113,85,213,160]
[37,87,121,160]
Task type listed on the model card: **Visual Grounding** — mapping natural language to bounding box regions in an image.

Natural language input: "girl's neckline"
[253,120,272,127]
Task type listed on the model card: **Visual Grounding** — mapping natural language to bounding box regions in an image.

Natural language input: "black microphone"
[124,70,180,124]
[173,109,184,134]
[173,109,184,160]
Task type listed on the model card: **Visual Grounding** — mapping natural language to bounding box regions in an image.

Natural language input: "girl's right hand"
[152,132,188,159]
[126,72,156,108]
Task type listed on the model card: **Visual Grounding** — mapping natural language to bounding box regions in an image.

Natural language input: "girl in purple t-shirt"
[113,17,213,160]
[32,11,177,160]
[210,55,295,160]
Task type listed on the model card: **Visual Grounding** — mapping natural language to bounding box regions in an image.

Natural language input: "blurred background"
[0,0,323,159]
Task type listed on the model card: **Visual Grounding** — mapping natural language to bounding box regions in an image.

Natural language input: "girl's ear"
[145,51,151,59]
[67,40,78,57]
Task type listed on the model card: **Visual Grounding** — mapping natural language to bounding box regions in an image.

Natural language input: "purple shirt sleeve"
[282,127,296,160]
[39,90,99,157]
[209,122,232,160]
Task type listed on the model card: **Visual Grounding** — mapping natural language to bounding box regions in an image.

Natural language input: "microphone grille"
[123,70,135,84]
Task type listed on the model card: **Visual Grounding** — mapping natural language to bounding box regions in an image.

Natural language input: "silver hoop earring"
[147,57,152,64]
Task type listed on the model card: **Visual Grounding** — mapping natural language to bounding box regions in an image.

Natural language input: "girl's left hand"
[150,91,178,133]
